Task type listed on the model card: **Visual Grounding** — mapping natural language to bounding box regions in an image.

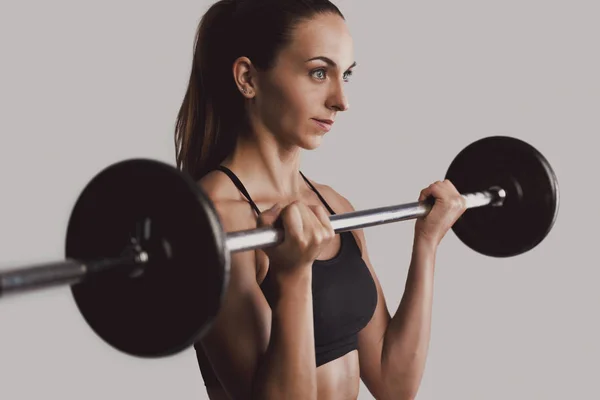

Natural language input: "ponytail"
[174,0,244,180]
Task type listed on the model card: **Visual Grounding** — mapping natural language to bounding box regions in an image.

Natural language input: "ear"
[232,56,257,99]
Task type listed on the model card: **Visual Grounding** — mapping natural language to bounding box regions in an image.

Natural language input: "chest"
[258,233,378,345]
[310,235,378,344]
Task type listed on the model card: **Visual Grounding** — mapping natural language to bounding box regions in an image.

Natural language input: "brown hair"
[174,0,344,180]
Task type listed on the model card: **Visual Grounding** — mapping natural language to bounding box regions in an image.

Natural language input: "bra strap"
[299,171,336,215]
[216,167,337,217]
[216,166,261,215]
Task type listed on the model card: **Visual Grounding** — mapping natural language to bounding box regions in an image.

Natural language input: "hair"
[174,0,344,180]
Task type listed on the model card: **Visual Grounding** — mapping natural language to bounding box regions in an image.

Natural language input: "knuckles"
[452,197,467,212]
[325,227,335,240]
[312,204,326,214]
[419,180,467,215]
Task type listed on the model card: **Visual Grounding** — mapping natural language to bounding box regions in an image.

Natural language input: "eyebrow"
[305,56,357,71]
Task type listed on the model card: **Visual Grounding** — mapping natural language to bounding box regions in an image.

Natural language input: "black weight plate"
[445,136,559,257]
[66,159,229,357]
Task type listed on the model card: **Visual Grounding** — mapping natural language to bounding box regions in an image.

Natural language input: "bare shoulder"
[308,179,357,213]
[197,170,258,232]
[198,169,243,207]
[306,179,370,253]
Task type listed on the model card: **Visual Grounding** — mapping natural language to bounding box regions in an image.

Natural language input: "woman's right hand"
[257,201,335,278]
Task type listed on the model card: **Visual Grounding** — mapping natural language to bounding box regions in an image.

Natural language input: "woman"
[174,0,466,399]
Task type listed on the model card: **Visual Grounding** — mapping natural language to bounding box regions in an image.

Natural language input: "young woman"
[174,0,466,398]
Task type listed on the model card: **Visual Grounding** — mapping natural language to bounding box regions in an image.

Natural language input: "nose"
[326,80,350,112]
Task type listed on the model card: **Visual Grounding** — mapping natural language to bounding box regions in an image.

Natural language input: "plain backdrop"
[0,0,598,399]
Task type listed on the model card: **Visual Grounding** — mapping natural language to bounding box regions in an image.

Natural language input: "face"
[249,13,355,149]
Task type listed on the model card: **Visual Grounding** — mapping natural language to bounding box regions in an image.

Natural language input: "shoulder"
[198,170,239,202]
[306,178,357,214]
[197,170,258,232]
[305,178,370,253]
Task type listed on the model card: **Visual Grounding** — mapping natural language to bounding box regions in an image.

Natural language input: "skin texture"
[196,12,467,400]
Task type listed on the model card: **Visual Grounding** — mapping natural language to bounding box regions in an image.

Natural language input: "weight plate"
[66,159,229,357]
[445,136,559,257]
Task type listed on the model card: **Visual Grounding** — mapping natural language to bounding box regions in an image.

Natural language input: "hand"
[414,179,467,247]
[257,201,335,278]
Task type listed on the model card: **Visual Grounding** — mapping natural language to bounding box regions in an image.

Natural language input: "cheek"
[262,81,316,132]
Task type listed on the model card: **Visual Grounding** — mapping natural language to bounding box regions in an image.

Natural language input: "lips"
[312,118,334,132]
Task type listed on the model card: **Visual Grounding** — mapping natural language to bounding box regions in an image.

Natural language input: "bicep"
[199,249,272,399]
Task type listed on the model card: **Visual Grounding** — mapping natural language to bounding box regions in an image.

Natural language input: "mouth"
[312,118,334,132]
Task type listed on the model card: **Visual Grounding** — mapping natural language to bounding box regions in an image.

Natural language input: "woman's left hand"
[414,179,467,248]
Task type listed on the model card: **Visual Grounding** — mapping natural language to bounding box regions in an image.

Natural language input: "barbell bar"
[0,189,503,295]
[226,188,505,252]
[0,136,560,358]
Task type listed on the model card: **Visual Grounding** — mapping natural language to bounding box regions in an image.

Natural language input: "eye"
[311,68,327,81]
[310,68,353,82]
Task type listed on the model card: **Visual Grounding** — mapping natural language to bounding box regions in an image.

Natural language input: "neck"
[222,127,306,199]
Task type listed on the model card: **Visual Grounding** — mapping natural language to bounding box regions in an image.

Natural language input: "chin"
[283,126,326,150]
[299,134,325,150]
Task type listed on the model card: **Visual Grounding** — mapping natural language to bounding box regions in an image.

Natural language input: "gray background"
[0,0,597,399]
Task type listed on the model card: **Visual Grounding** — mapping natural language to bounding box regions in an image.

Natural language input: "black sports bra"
[194,167,378,387]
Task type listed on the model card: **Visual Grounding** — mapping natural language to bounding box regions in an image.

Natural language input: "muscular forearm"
[380,237,437,400]
[252,270,317,400]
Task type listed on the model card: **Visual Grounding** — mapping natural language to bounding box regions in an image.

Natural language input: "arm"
[318,183,459,400]
[371,235,437,400]
[353,212,436,400]
[197,193,318,399]
[253,269,317,399]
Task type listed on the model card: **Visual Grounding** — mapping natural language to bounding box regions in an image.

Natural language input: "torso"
[199,170,370,400]
[206,349,360,400]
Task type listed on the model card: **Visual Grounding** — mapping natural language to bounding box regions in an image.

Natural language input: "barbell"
[0,136,559,358]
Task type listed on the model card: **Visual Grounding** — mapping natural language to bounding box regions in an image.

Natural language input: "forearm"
[380,237,437,400]
[252,271,317,400]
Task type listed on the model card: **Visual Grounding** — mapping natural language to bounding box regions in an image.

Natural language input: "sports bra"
[194,166,378,387]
